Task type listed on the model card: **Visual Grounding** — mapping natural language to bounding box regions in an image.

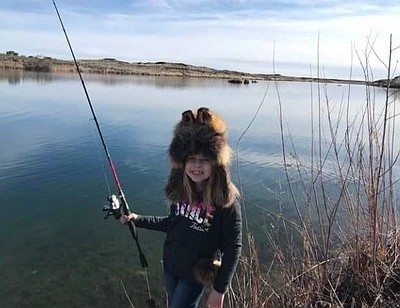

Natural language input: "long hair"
[165,107,239,208]
[182,162,215,210]
[181,160,238,209]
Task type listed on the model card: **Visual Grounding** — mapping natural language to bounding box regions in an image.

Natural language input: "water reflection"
[1,68,399,308]
[0,69,61,85]
[0,68,236,89]
[85,74,226,88]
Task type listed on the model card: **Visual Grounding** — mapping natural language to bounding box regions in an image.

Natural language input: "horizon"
[1,50,385,83]
[1,1,400,80]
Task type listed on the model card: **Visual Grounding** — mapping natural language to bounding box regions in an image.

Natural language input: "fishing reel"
[102,194,122,219]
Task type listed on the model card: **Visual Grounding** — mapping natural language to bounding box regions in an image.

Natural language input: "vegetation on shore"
[226,37,400,307]
[2,50,399,88]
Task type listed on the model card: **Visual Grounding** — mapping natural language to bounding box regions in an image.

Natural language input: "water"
[0,69,398,307]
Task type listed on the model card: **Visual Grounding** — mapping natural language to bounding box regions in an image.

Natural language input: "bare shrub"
[230,35,400,307]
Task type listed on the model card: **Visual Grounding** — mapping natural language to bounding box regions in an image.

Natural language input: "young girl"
[121,107,242,308]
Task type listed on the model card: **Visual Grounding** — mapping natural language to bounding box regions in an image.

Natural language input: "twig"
[120,280,135,308]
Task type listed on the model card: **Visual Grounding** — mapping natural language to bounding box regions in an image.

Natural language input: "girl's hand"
[205,288,224,308]
[119,213,137,224]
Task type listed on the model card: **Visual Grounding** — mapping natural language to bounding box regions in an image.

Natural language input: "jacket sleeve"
[134,215,170,233]
[213,200,242,293]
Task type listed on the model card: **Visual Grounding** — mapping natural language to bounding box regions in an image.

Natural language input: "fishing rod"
[52,1,155,306]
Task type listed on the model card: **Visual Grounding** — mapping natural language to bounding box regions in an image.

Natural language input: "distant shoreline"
[1,52,398,88]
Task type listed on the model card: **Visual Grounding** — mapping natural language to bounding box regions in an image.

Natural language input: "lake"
[0,69,397,307]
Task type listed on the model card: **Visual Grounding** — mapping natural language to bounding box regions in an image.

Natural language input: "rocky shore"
[1,52,399,88]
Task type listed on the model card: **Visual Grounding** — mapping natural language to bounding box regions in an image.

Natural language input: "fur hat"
[164,107,237,207]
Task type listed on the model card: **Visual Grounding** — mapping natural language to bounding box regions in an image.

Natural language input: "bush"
[229,35,400,307]
[6,50,19,56]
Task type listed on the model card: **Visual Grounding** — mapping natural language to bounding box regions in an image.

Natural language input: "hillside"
[2,51,398,87]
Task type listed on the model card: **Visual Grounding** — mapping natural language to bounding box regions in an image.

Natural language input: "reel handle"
[102,194,122,219]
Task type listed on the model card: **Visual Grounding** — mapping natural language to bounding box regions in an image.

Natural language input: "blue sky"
[1,0,399,79]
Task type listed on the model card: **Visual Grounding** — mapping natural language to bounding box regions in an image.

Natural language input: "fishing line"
[235,81,271,233]
[52,1,155,306]
[90,117,112,195]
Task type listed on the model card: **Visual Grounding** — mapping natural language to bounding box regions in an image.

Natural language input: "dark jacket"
[134,199,242,293]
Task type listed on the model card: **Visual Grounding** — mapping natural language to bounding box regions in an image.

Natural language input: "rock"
[371,76,400,88]
[228,78,243,84]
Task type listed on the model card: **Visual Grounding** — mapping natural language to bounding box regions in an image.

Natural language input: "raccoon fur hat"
[164,107,237,207]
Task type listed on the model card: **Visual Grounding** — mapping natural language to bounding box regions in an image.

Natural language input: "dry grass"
[229,35,400,307]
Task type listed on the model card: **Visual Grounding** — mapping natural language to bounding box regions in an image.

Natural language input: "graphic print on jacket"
[174,201,216,232]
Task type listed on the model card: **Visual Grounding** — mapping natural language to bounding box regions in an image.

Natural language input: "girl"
[121,107,242,308]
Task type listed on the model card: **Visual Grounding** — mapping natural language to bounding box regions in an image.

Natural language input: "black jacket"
[134,199,242,293]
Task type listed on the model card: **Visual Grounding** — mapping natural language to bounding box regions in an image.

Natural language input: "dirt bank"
[2,52,388,86]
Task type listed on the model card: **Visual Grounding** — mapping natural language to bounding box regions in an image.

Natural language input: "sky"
[1,0,400,79]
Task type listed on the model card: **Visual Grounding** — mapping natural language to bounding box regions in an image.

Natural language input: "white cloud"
[1,1,399,79]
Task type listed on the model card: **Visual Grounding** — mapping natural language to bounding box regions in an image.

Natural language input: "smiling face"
[184,154,213,190]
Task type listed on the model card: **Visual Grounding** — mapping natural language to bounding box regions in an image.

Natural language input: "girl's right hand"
[120,213,137,224]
